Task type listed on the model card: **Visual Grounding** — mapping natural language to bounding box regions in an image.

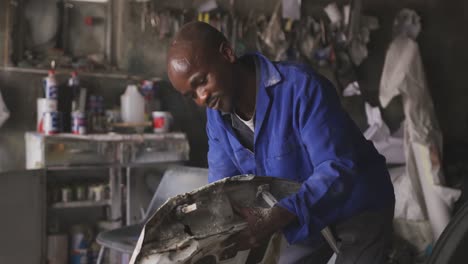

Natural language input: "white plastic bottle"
[120,84,145,124]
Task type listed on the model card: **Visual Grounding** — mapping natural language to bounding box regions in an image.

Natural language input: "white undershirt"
[234,112,255,132]
[232,57,258,133]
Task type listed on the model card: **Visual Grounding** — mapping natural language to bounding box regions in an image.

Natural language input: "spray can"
[70,225,91,264]
[69,71,80,111]
[43,70,58,99]
[141,80,154,120]
[141,80,154,99]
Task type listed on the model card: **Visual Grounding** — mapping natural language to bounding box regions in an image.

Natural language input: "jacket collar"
[212,53,282,143]
[251,52,280,143]
[252,52,282,88]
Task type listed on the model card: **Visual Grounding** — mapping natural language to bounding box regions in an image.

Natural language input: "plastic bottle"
[44,70,58,99]
[141,80,159,120]
[121,84,145,123]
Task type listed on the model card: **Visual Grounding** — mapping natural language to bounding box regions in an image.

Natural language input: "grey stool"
[96,166,209,264]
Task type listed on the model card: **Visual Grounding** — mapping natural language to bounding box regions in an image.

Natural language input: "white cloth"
[379,35,461,248]
[234,112,255,133]
[282,0,301,20]
[363,103,405,164]
[389,166,425,221]
[0,90,9,128]
[342,81,361,97]
[380,37,440,147]
[411,142,460,238]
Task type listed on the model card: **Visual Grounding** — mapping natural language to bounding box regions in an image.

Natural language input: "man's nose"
[195,87,209,105]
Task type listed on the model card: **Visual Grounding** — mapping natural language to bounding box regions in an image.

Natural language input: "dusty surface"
[131,175,300,264]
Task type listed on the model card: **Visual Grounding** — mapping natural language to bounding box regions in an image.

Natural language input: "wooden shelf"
[51,200,110,209]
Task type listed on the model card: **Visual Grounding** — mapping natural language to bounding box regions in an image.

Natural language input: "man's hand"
[224,205,296,251]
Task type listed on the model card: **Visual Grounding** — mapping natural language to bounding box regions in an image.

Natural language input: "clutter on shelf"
[128,0,376,92]
[35,68,169,135]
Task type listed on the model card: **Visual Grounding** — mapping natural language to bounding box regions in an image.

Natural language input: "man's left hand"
[224,205,296,251]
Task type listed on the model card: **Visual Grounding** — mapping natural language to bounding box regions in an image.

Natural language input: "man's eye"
[198,77,207,86]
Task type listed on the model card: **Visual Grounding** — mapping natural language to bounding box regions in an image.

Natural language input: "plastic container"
[42,111,61,135]
[120,85,145,124]
[152,111,173,133]
[37,98,57,132]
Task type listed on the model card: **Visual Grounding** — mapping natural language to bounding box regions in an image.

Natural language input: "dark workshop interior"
[1,0,468,263]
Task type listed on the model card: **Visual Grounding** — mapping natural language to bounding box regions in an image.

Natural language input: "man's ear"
[219,42,236,63]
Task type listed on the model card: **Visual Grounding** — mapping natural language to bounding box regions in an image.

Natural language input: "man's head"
[167,22,237,112]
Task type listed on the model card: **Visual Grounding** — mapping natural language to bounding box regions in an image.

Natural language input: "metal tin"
[88,185,104,201]
[95,185,105,201]
[75,186,86,201]
[92,185,107,201]
[61,187,72,203]
[71,111,86,135]
[43,111,61,135]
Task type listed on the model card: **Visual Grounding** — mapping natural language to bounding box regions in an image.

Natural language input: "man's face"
[167,43,236,112]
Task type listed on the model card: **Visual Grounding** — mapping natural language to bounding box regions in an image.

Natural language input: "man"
[167,21,395,264]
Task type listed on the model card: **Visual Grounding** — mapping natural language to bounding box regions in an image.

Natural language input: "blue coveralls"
[206,53,395,247]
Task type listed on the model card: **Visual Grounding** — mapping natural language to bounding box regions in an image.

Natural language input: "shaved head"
[166,22,237,112]
[167,22,229,78]
[169,21,228,56]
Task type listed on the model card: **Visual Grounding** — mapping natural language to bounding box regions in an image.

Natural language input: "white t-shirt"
[234,112,255,132]
[232,57,259,134]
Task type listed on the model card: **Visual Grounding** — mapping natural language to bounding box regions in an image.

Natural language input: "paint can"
[75,186,86,201]
[61,187,72,203]
[71,111,86,135]
[43,111,61,135]
[88,185,105,201]
[37,98,57,132]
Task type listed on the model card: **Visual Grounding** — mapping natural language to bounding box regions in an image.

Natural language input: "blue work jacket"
[206,53,395,244]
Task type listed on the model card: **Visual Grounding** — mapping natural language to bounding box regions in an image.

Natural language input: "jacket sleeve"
[206,113,241,183]
[277,75,361,243]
